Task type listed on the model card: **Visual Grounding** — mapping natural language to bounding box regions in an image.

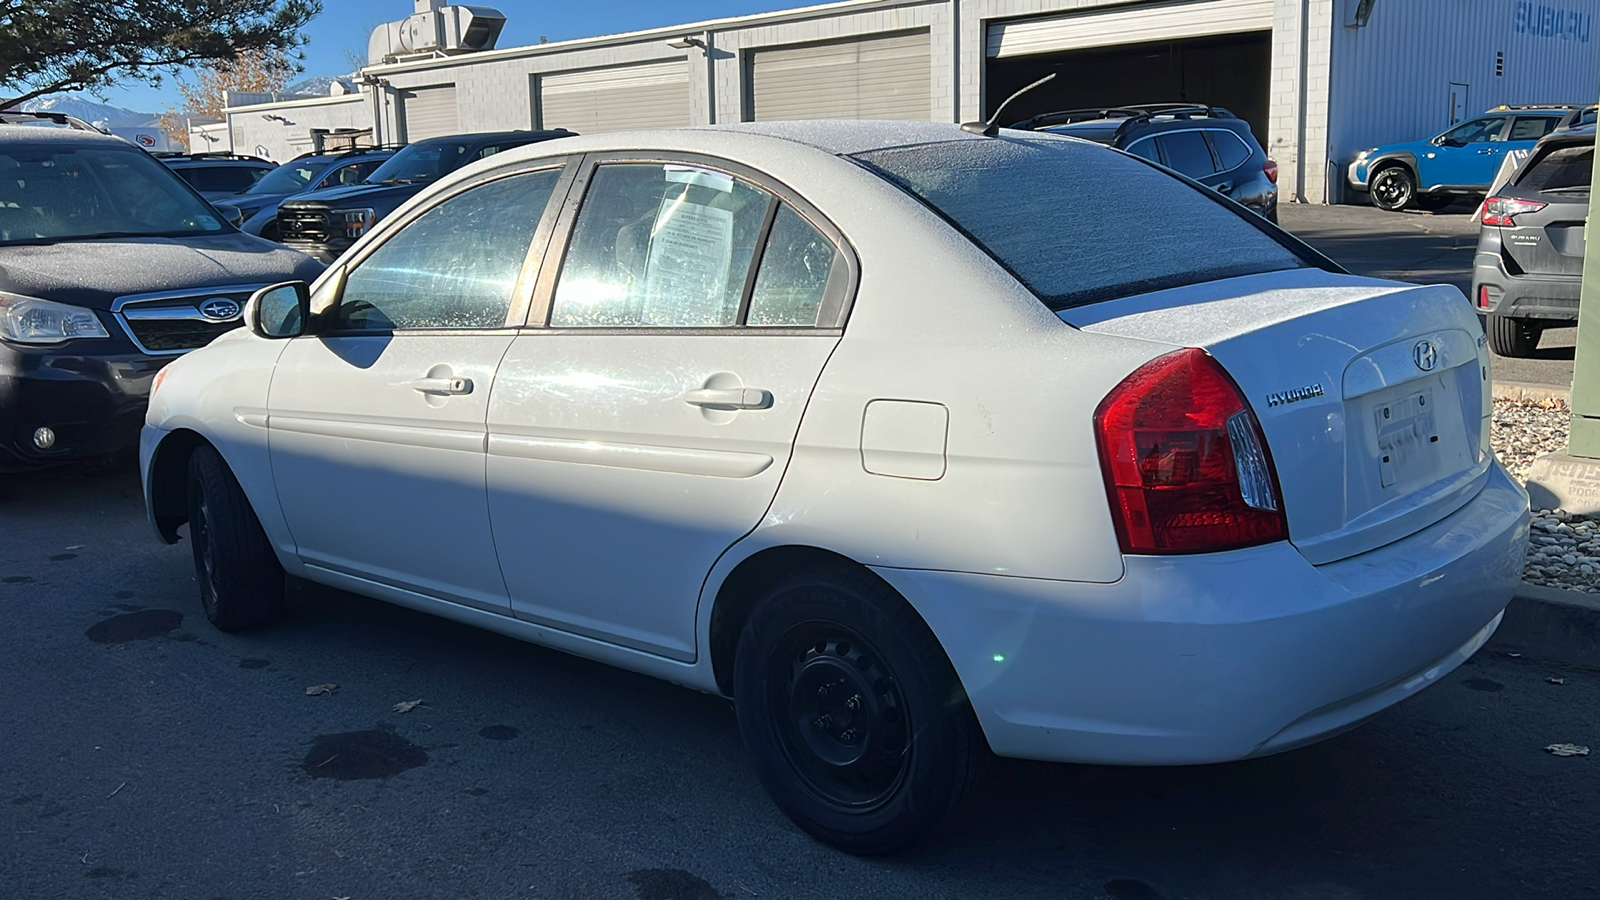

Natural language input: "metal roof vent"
[369,0,507,64]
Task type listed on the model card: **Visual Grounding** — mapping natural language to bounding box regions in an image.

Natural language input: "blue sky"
[90,1,801,113]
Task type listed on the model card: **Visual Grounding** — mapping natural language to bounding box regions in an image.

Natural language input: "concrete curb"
[1491,381,1571,404]
[1487,582,1600,668]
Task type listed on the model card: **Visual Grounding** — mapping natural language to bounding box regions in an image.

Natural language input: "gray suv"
[1471,123,1592,357]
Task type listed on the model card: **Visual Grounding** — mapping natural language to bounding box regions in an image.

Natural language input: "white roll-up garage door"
[747,31,931,122]
[538,62,691,134]
[987,0,1273,58]
[399,85,460,141]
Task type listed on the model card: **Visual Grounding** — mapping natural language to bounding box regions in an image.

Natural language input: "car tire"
[1369,166,1416,211]
[1413,193,1455,212]
[186,444,285,632]
[733,564,987,855]
[1486,313,1543,358]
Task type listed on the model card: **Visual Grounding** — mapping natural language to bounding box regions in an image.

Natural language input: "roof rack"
[1556,105,1597,130]
[0,109,106,133]
[288,143,407,162]
[1012,103,1236,131]
[149,151,273,163]
[1486,103,1581,112]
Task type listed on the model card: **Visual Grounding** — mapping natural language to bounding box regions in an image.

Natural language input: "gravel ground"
[1490,398,1599,593]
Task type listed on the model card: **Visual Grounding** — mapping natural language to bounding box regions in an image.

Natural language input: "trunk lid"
[1500,194,1587,277]
[1062,269,1493,565]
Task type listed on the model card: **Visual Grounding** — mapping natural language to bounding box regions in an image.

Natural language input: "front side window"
[1154,132,1218,177]
[1440,116,1508,145]
[181,166,267,193]
[551,163,772,328]
[331,168,562,332]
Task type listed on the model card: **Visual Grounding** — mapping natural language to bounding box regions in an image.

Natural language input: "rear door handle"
[682,387,772,410]
[411,376,473,395]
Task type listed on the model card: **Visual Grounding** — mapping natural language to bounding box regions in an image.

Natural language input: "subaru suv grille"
[112,286,263,355]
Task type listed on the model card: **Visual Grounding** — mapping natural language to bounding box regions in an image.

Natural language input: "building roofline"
[225,93,367,114]
[360,0,931,77]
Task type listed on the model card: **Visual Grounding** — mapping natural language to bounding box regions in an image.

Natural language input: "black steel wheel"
[1369,165,1416,211]
[733,564,986,855]
[1486,313,1543,358]
[186,444,285,631]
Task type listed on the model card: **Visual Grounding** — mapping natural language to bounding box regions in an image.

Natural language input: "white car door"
[486,158,855,660]
[269,164,570,612]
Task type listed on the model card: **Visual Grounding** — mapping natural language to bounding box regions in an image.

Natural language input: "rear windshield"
[1517,144,1593,193]
[852,136,1308,311]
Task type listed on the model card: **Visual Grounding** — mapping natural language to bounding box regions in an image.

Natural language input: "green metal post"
[1568,89,1600,457]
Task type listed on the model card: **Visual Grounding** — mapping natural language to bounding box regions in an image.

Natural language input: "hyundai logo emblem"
[1413,339,1438,372]
[199,298,242,321]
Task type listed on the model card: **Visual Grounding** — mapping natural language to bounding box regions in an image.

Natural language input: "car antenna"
[961,73,1058,137]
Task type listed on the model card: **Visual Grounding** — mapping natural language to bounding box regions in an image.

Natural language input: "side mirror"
[216,204,245,227]
[246,281,309,339]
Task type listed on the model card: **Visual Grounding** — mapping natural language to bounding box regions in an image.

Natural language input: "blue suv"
[1347,105,1575,211]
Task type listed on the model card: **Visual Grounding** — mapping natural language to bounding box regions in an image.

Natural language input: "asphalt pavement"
[1278,202,1577,391]
[3,463,1598,899]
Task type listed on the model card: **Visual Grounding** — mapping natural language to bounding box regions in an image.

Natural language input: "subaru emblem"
[1413,339,1438,372]
[199,297,242,321]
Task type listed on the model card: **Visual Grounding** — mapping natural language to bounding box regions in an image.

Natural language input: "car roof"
[414,130,572,147]
[701,120,1002,157]
[0,125,135,148]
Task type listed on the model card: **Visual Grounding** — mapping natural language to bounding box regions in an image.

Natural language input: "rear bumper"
[0,339,165,472]
[1471,252,1581,321]
[876,462,1529,765]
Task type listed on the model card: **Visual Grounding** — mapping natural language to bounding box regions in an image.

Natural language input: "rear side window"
[854,136,1308,311]
[179,166,266,193]
[1205,130,1253,170]
[1509,116,1561,141]
[1154,132,1217,177]
[1517,145,1594,192]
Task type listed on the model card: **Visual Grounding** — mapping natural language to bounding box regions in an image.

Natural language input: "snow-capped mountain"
[16,96,149,128]
[285,74,359,97]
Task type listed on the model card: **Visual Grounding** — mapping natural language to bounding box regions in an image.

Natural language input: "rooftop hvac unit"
[369,0,507,64]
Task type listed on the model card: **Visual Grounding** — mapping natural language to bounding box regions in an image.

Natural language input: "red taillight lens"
[1481,196,1547,226]
[1477,285,1491,309]
[1263,159,1279,184]
[1093,349,1287,554]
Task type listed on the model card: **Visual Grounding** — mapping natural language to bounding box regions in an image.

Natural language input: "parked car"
[0,117,321,472]
[154,152,278,202]
[274,130,574,262]
[1471,123,1593,356]
[1014,104,1278,222]
[213,146,401,240]
[142,122,1527,854]
[1347,105,1576,211]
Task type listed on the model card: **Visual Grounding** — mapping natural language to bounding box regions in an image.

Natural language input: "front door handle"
[411,376,473,395]
[682,387,772,410]
[1213,181,1234,194]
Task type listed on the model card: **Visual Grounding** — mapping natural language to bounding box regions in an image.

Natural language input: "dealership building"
[202,0,1598,204]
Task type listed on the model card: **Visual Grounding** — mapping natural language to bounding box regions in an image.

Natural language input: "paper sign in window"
[640,167,737,327]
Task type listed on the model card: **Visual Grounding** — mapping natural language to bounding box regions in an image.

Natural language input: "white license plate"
[1375,388,1439,488]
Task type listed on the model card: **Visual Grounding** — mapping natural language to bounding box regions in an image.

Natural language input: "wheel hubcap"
[773,632,910,810]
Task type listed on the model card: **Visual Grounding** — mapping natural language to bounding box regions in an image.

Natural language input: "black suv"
[1015,105,1279,222]
[213,146,401,240]
[0,118,322,471]
[1471,123,1593,357]
[154,152,278,202]
[276,129,575,262]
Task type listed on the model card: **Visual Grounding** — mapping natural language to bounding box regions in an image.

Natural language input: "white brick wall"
[225,96,369,162]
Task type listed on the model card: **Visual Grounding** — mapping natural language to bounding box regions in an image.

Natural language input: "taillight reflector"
[1478,285,1491,309]
[1263,159,1279,184]
[1093,349,1287,554]
[1482,196,1547,226]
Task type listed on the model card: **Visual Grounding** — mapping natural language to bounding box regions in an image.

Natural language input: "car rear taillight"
[1263,159,1279,184]
[1477,285,1491,309]
[1093,348,1287,554]
[1482,196,1547,226]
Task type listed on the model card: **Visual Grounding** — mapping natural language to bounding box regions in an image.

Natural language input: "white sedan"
[141,121,1529,854]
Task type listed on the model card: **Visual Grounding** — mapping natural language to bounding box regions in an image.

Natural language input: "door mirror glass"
[248,281,309,339]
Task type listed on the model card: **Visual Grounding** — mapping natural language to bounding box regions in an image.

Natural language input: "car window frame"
[1149,129,1222,178]
[523,151,860,336]
[311,157,580,337]
[1508,115,1563,142]
[1201,128,1254,174]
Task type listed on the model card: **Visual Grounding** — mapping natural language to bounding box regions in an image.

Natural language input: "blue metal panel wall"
[1328,0,1599,193]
